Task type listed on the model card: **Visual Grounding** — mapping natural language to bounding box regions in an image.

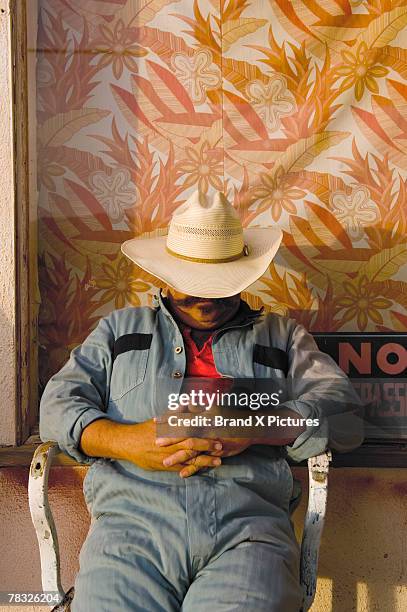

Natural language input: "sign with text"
[313,333,407,440]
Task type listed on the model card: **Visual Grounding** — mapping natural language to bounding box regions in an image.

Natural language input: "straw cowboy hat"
[121,190,282,298]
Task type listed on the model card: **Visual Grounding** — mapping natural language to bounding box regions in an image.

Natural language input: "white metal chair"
[28,442,331,611]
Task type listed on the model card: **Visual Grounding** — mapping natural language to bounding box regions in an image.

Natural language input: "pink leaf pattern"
[35,0,407,382]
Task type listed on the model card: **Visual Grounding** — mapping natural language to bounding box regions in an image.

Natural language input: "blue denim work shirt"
[39,291,363,516]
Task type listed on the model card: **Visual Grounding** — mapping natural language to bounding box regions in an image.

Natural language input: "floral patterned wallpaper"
[35,0,407,385]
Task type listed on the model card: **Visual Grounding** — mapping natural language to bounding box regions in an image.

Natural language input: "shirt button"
[173,371,182,378]
[175,346,183,354]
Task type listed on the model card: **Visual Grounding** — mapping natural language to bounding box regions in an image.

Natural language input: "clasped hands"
[132,415,254,478]
[155,432,253,478]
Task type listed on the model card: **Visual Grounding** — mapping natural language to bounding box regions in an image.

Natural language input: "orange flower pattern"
[251,167,306,222]
[34,0,407,378]
[89,168,137,223]
[95,255,150,309]
[335,42,388,101]
[171,49,221,104]
[330,187,379,241]
[93,19,147,79]
[336,276,392,331]
[246,76,296,133]
[177,142,224,194]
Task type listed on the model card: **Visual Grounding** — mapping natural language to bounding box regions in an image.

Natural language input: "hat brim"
[121,227,282,298]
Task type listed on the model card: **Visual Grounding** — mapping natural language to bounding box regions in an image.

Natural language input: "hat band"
[165,245,247,264]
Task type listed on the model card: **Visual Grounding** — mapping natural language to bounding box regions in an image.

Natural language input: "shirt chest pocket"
[109,333,152,400]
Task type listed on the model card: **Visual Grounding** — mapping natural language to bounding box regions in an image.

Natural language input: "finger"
[179,464,199,478]
[186,455,222,468]
[176,438,223,453]
[162,449,199,467]
[155,437,187,446]
[180,456,222,478]
[207,448,225,457]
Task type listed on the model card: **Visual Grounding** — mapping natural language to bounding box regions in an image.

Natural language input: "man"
[39,191,363,611]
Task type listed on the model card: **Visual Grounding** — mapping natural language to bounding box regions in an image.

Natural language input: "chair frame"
[28,442,331,611]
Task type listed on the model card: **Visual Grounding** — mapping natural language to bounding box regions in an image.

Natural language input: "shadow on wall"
[0,464,406,612]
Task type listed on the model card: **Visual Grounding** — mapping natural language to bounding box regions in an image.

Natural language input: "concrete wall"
[0,466,405,612]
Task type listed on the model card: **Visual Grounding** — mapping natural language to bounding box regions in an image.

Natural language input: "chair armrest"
[28,442,64,604]
[300,450,332,612]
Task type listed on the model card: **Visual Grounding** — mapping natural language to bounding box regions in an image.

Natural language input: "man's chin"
[186,314,223,329]
[189,316,218,327]
[195,321,220,329]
